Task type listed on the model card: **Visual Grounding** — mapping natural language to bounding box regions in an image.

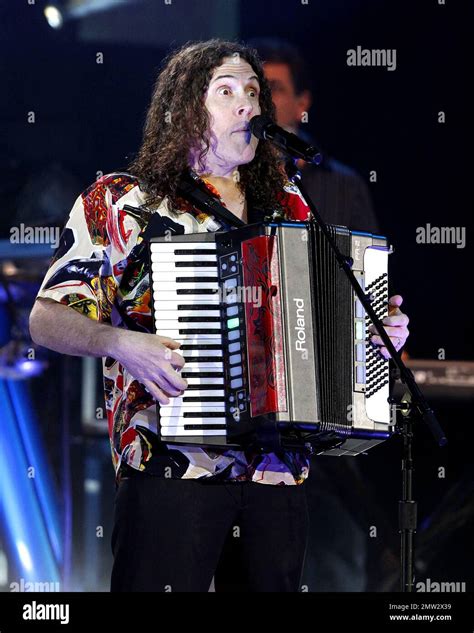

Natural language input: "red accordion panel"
[241,235,287,417]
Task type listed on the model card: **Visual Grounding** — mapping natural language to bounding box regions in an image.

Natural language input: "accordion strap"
[177,171,245,229]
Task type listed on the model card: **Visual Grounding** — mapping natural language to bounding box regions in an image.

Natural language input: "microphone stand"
[284,158,447,593]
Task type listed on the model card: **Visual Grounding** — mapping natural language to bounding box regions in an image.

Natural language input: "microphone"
[249,115,323,165]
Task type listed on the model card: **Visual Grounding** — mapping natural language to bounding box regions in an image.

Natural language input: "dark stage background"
[0,0,472,601]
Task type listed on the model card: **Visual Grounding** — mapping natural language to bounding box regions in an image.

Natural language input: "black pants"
[110,470,309,592]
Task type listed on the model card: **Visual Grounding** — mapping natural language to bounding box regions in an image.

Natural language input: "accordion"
[149,220,394,456]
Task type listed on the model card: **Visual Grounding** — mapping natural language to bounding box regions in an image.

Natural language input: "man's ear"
[297,90,312,119]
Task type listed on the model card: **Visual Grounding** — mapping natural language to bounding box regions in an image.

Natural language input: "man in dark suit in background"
[251,37,381,591]
[251,38,379,234]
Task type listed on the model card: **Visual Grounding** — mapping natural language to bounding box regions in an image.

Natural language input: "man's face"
[203,56,261,171]
[263,62,311,131]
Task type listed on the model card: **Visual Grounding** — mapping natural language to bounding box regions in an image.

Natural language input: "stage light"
[0,341,48,380]
[67,0,131,19]
[44,0,132,27]
[0,380,62,584]
[44,4,64,29]
[16,541,33,573]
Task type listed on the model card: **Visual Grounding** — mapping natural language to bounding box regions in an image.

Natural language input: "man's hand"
[30,299,187,404]
[116,331,187,405]
[368,294,410,360]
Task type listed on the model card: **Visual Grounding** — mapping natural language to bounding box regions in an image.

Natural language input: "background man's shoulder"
[325,157,366,186]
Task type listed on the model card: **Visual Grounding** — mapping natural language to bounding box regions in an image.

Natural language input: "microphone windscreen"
[249,114,272,139]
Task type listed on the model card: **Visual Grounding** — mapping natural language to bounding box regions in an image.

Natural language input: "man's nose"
[236,99,254,117]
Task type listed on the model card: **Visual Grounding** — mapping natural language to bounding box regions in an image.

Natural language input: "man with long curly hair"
[30,39,409,592]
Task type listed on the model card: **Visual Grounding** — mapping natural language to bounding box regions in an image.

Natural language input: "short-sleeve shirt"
[37,173,311,485]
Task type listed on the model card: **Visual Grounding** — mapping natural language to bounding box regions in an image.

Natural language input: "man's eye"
[218,87,231,96]
[248,89,259,98]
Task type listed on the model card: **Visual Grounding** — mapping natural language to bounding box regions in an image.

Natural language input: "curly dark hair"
[127,39,286,214]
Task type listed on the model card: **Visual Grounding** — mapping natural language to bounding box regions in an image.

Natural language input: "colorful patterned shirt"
[37,173,312,485]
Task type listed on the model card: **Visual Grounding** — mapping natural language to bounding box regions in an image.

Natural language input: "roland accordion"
[149,220,394,456]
